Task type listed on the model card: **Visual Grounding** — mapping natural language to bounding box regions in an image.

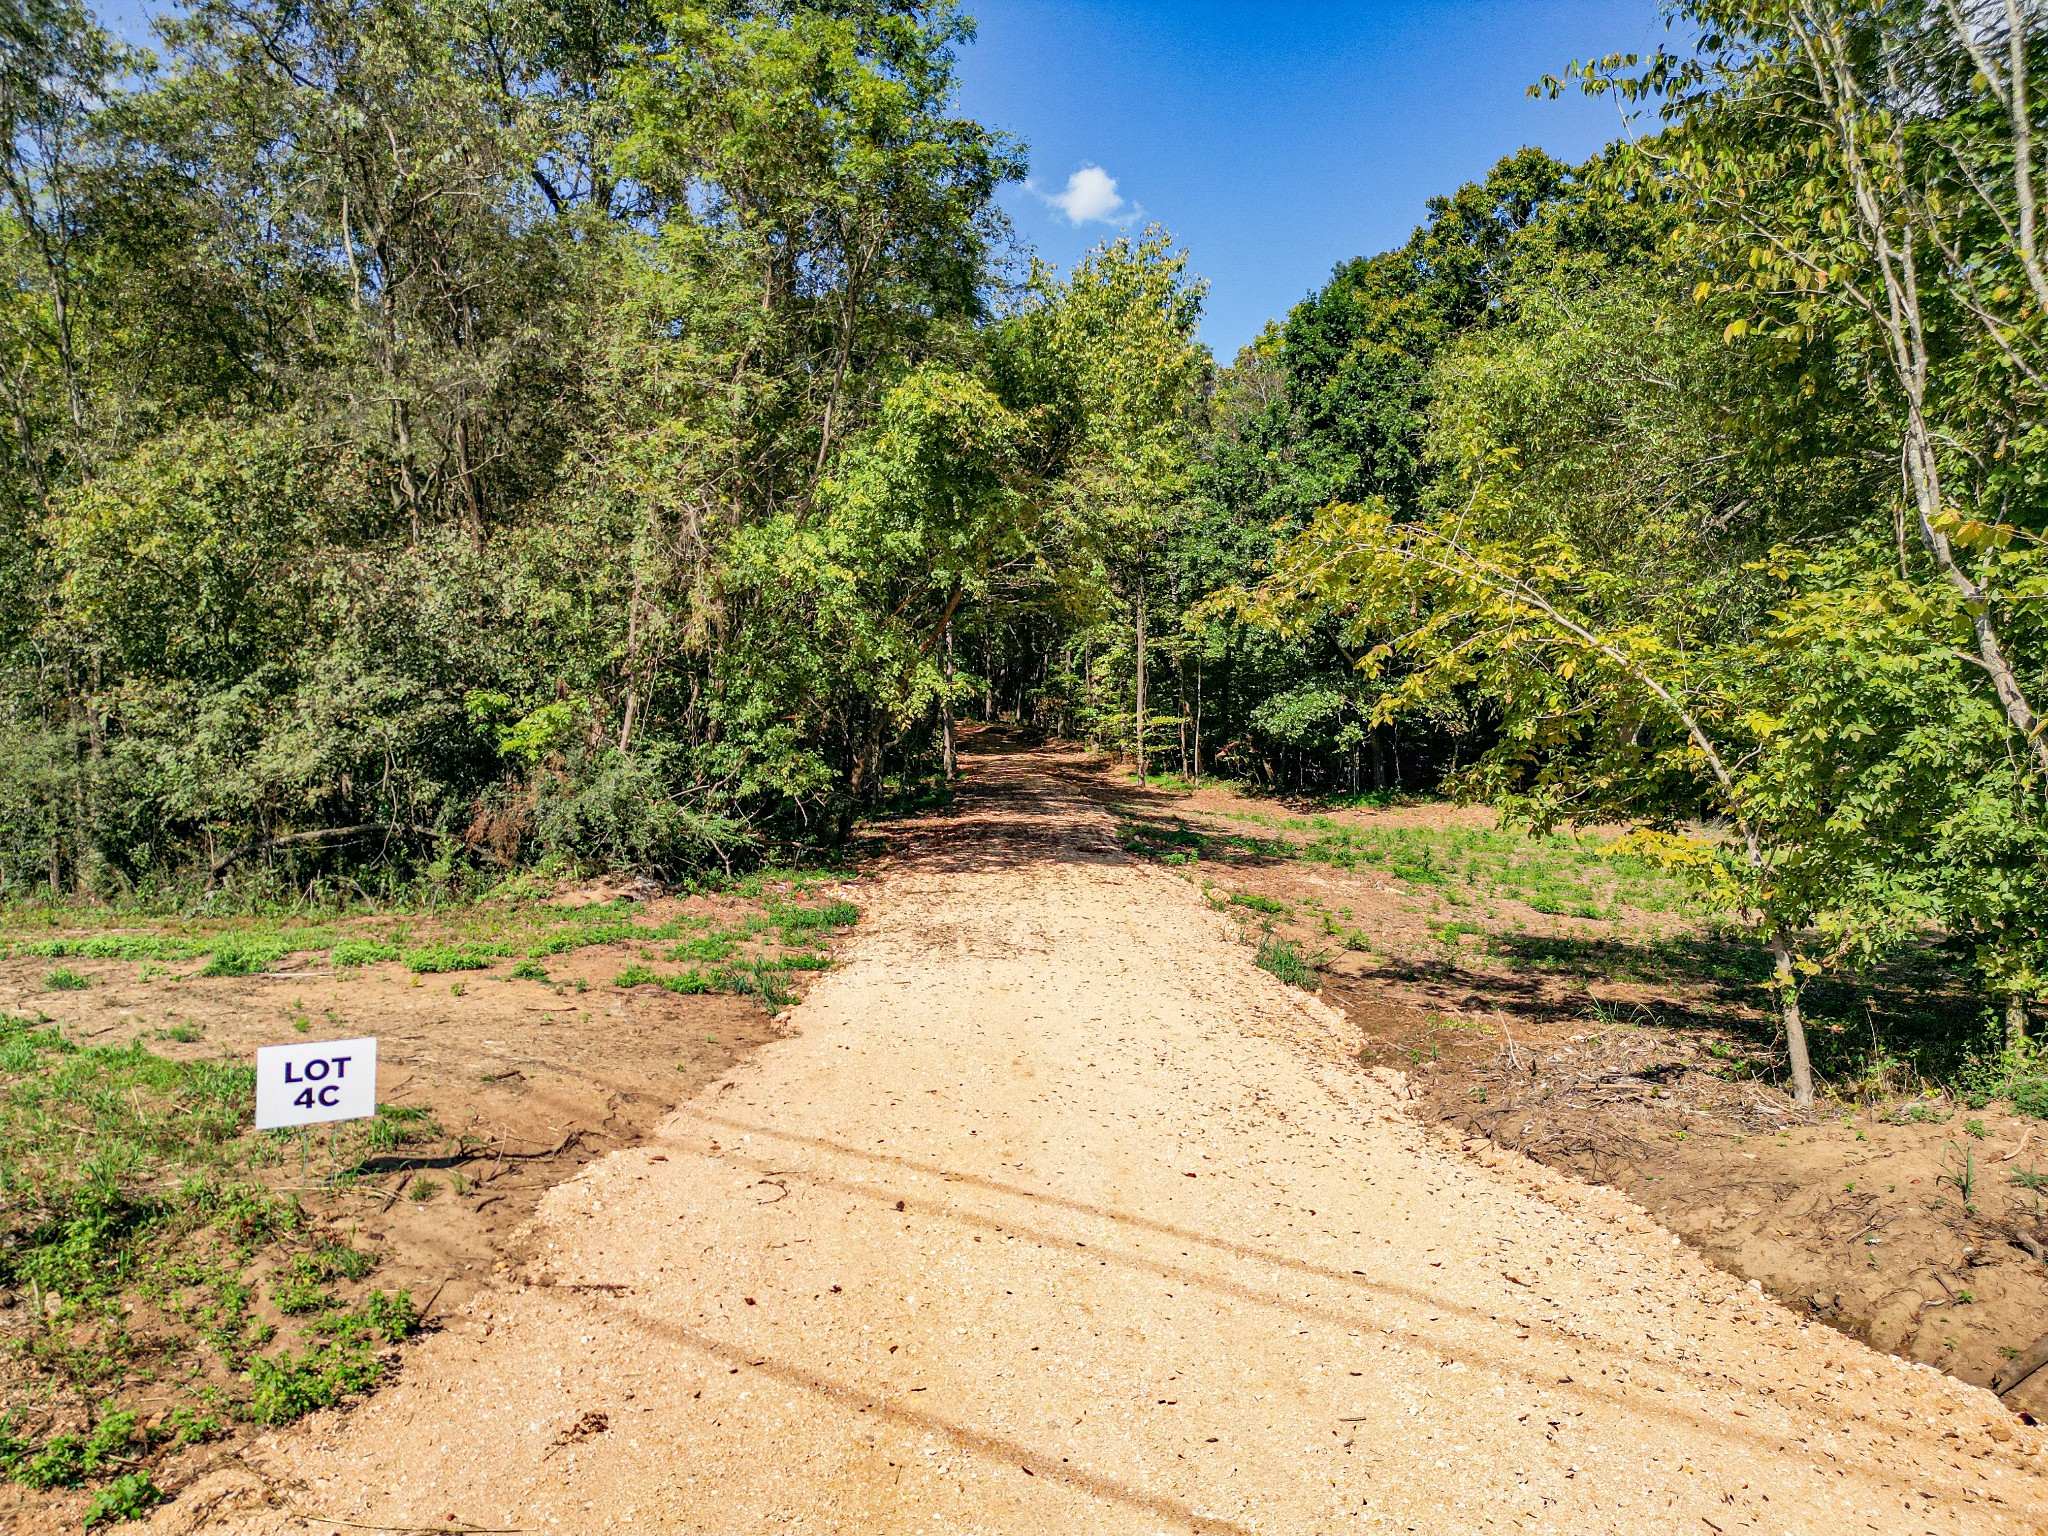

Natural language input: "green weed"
[1229,892,1289,916]
[44,967,89,991]
[1255,937,1318,990]
[615,963,715,995]
[401,942,513,974]
[15,935,202,963]
[83,1470,163,1527]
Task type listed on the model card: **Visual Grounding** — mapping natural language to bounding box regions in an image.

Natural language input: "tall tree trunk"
[2009,998,2031,1052]
[941,621,957,780]
[1134,584,1147,780]
[1770,927,1815,1107]
[1177,666,1188,775]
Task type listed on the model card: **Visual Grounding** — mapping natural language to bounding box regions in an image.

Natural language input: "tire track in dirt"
[154,741,2046,1534]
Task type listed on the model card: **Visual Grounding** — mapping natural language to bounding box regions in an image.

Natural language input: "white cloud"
[1038,164,1130,225]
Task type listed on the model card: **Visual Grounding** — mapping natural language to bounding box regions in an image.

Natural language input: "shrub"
[330,940,399,968]
[45,967,90,991]
[530,747,754,877]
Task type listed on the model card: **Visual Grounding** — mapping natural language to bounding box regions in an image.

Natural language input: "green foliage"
[1228,892,1289,916]
[1254,936,1319,990]
[401,942,513,974]
[83,1470,163,1527]
[0,0,1033,895]
[43,966,88,991]
[244,1289,415,1425]
[198,933,293,977]
[771,899,860,943]
[614,964,715,996]
[2012,1075,2048,1119]
[14,935,202,962]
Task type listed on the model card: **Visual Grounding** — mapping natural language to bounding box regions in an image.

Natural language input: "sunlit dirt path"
[157,739,2046,1535]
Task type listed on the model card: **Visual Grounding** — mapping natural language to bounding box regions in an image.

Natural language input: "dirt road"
[158,744,2045,1534]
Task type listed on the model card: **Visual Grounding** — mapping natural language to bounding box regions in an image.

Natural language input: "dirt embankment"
[1365,1007,2048,1407]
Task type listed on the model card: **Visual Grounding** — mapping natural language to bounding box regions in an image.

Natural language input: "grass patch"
[1255,936,1319,990]
[614,963,717,996]
[43,967,90,991]
[0,1013,434,1503]
[771,899,859,944]
[12,935,203,962]
[330,939,399,968]
[401,942,514,974]
[1229,892,1290,916]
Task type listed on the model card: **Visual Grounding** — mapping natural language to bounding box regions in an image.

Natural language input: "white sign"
[255,1036,378,1131]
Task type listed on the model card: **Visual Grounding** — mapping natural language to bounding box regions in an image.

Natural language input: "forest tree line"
[2,0,2044,1096]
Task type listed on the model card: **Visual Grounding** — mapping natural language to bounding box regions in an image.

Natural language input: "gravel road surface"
[157,745,2047,1534]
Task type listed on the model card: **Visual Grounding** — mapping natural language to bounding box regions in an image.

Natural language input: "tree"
[996,230,1208,775]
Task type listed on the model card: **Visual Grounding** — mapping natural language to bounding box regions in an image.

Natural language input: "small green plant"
[201,932,296,977]
[509,958,549,981]
[83,1470,163,1527]
[448,980,466,997]
[402,942,512,974]
[1937,1140,1978,1211]
[244,1292,412,1424]
[44,966,90,991]
[1965,1119,1988,1139]
[331,939,399,969]
[164,1407,223,1447]
[1254,936,1318,990]
[668,933,736,963]
[358,1102,434,1156]
[2011,1074,2048,1118]
[1229,892,1289,916]
[771,899,859,942]
[407,1178,440,1202]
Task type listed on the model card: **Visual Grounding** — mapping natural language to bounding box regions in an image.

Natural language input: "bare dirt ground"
[1098,768,2048,1401]
[141,735,2046,1534]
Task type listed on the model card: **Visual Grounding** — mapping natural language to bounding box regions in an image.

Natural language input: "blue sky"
[954,0,1670,354]
[98,0,1670,356]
